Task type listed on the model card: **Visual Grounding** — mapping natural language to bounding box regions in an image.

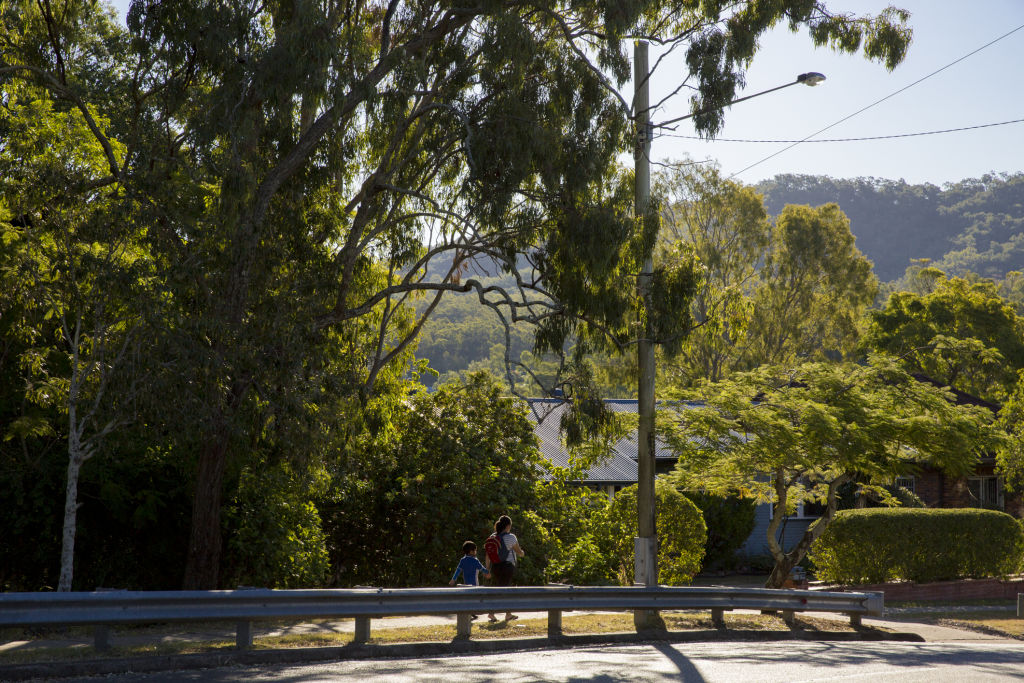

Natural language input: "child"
[449,540,490,587]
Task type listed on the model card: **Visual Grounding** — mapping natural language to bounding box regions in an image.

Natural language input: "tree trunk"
[764,474,849,589]
[58,445,83,592]
[765,556,796,589]
[182,437,230,589]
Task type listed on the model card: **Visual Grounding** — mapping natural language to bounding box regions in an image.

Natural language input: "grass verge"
[0,611,877,665]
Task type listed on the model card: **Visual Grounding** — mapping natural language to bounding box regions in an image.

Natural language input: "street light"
[653,72,827,129]
[632,41,823,630]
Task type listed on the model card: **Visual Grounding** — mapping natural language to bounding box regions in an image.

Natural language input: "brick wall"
[817,576,1024,601]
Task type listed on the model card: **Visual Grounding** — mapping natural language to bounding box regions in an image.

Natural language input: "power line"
[727,22,1024,178]
[657,117,1024,143]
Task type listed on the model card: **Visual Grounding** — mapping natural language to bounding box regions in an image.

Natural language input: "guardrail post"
[781,609,795,626]
[864,591,884,617]
[353,617,371,644]
[1017,593,1023,618]
[849,612,862,628]
[236,621,253,650]
[547,609,563,638]
[455,613,473,639]
[711,608,725,628]
[94,625,110,652]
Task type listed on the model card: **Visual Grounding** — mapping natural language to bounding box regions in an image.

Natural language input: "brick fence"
[815,575,1024,601]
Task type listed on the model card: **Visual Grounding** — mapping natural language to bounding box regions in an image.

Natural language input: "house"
[895,375,1024,518]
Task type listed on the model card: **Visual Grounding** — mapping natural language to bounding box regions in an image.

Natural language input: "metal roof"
[527,399,694,486]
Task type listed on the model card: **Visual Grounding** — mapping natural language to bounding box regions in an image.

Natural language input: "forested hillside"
[416,173,1024,385]
[757,173,1024,281]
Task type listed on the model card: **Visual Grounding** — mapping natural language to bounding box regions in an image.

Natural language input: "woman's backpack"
[483,532,507,565]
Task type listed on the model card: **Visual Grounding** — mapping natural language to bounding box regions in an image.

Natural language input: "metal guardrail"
[0,585,883,651]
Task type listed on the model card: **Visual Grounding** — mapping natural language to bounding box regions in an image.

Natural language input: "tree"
[656,162,771,387]
[3,0,913,588]
[0,73,151,590]
[743,203,877,367]
[663,356,1000,588]
[656,167,876,389]
[863,274,1024,403]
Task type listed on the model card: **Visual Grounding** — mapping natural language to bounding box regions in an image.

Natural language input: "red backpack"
[483,532,507,565]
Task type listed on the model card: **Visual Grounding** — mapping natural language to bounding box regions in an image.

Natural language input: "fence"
[0,584,883,651]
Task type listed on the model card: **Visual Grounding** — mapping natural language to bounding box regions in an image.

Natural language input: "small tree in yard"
[663,355,1001,588]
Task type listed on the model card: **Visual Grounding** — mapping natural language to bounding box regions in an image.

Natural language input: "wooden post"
[94,625,110,652]
[711,608,725,628]
[782,609,795,626]
[1017,593,1023,618]
[353,617,371,644]
[236,620,253,650]
[547,609,563,639]
[849,612,862,628]
[456,613,473,639]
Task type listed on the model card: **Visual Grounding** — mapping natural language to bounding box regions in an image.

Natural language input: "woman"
[485,514,525,622]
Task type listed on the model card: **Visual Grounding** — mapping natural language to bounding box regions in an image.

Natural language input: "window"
[894,476,915,494]
[967,476,1003,510]
[798,501,826,518]
[768,501,824,519]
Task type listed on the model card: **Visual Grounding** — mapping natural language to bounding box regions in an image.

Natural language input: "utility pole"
[633,39,662,632]
[630,41,822,630]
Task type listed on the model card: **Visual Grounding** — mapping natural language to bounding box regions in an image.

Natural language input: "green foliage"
[996,370,1024,492]
[320,373,545,587]
[746,203,877,367]
[810,508,1024,584]
[223,464,331,589]
[657,165,876,392]
[682,492,757,572]
[0,0,914,590]
[599,481,706,586]
[863,274,1024,402]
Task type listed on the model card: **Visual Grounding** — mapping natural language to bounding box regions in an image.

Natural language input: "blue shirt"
[450,555,488,585]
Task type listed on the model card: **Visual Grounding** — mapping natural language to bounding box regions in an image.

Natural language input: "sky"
[106,0,1024,187]
[644,0,1024,186]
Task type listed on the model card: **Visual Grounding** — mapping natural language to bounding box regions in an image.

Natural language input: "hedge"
[809,508,1024,585]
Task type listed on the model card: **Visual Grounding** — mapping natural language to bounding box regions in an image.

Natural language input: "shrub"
[683,492,757,572]
[599,481,707,585]
[809,508,1024,584]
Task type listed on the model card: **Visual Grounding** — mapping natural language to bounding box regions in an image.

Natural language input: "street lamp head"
[797,72,826,86]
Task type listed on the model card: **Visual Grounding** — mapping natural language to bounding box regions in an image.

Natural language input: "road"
[47,640,1024,682]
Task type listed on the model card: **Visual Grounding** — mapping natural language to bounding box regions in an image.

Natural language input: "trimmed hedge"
[809,508,1024,585]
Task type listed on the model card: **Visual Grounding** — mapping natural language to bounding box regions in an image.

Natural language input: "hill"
[757,173,1024,282]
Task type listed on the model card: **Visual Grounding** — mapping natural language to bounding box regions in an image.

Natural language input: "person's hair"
[495,515,512,533]
[462,540,476,554]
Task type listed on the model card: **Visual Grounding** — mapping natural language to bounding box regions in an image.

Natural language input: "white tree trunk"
[58,442,83,592]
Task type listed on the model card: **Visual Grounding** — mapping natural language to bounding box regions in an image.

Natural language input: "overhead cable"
[727,22,1024,178]
[658,117,1024,143]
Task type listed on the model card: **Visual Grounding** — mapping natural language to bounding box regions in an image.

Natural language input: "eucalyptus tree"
[656,162,772,386]
[3,0,913,588]
[743,202,878,366]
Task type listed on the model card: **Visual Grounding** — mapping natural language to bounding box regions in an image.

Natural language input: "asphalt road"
[39,640,1024,682]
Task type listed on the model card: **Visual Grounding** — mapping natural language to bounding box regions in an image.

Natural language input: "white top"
[500,532,519,564]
